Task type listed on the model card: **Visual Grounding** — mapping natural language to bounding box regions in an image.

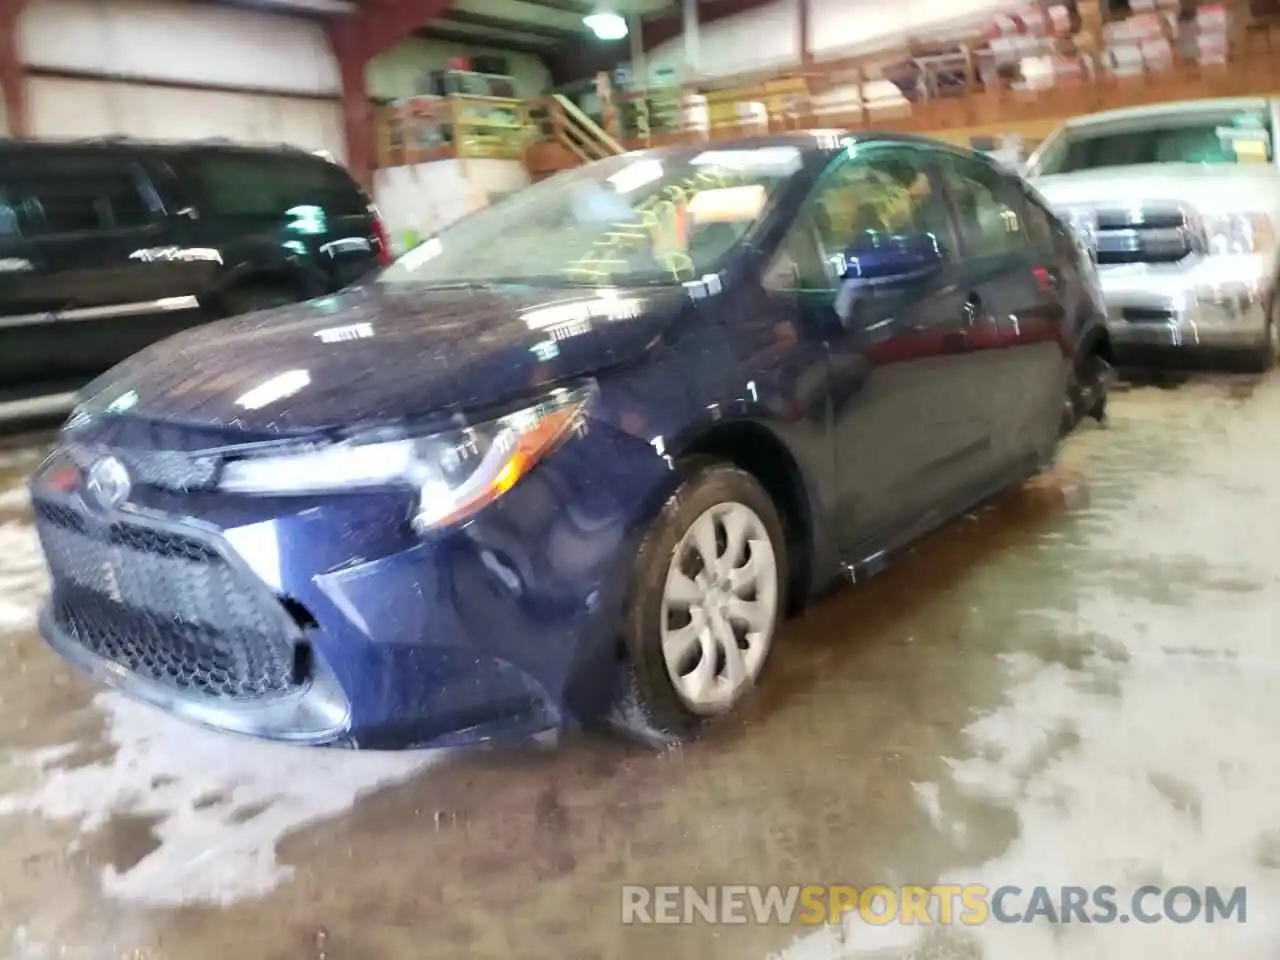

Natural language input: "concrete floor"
[0,375,1278,959]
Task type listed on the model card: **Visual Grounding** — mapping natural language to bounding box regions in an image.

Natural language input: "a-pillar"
[0,0,27,138]
[326,0,454,192]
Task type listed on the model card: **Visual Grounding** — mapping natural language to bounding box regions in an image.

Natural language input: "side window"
[9,157,153,235]
[938,155,1024,258]
[813,148,953,259]
[1021,192,1059,251]
[184,154,367,219]
[0,185,19,239]
[766,147,957,290]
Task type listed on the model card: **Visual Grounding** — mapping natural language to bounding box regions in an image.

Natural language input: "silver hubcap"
[660,502,779,715]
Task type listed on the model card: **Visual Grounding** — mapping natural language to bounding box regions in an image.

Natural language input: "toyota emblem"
[85,456,132,510]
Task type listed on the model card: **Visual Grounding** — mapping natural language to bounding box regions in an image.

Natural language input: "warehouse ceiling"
[416,0,677,56]
[218,0,777,82]
[218,0,681,55]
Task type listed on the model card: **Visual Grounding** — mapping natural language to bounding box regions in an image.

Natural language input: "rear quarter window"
[179,152,369,220]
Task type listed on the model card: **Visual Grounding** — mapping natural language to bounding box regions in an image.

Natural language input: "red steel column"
[327,0,455,192]
[329,18,375,192]
[0,0,27,137]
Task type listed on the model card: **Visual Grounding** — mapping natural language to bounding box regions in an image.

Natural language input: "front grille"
[68,446,220,492]
[34,499,302,701]
[123,450,220,491]
[1091,204,1196,266]
[1121,306,1176,325]
[1096,208,1187,231]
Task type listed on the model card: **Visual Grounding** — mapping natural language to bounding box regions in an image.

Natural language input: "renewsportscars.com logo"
[620,884,1248,926]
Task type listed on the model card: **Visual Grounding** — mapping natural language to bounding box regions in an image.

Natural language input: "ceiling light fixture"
[584,12,628,40]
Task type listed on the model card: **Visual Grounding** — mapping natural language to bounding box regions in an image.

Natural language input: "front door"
[771,143,993,551]
[0,152,204,396]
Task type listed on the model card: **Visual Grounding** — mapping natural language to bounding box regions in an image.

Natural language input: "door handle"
[962,293,981,327]
[0,258,33,274]
[1033,265,1060,292]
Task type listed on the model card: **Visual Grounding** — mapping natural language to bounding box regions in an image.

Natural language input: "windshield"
[378,146,807,288]
[1033,110,1275,175]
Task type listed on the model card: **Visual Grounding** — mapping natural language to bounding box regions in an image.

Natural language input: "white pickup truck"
[1025,97,1280,370]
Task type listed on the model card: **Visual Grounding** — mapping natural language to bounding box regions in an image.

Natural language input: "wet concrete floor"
[0,374,1278,959]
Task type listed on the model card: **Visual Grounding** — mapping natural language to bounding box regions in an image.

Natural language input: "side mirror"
[840,230,945,283]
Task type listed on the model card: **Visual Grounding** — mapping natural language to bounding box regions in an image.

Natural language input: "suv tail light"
[370,207,394,266]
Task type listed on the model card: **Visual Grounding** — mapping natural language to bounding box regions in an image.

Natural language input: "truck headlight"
[219,384,594,530]
[1202,212,1276,256]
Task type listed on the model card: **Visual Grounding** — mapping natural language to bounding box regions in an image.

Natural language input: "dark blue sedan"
[29,133,1111,749]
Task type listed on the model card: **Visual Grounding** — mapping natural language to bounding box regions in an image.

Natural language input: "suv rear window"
[178,152,369,219]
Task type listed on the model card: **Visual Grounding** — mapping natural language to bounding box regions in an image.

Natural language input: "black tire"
[1062,348,1112,435]
[219,284,300,319]
[1242,316,1277,373]
[611,458,788,746]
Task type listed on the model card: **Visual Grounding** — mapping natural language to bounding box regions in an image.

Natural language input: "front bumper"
[1099,254,1275,352]
[30,420,672,749]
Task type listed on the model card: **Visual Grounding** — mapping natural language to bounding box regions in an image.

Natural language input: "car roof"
[633,129,1006,168]
[0,136,318,161]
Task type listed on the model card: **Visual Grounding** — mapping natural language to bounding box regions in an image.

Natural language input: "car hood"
[80,282,690,433]
[1033,163,1280,213]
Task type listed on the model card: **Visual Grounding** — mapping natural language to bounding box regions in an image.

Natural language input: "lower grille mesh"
[35,500,301,701]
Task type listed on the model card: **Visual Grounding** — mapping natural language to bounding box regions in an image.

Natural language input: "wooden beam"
[418,25,558,56]
[499,0,593,13]
[439,9,578,41]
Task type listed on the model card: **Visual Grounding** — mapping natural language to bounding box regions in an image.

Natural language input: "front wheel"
[612,461,787,745]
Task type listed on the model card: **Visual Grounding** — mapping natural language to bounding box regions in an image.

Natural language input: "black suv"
[0,139,392,420]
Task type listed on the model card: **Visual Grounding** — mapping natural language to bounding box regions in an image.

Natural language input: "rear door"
[0,150,205,394]
[171,150,382,299]
[935,151,1068,473]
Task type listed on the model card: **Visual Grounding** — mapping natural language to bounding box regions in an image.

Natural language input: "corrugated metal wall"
[18,0,345,158]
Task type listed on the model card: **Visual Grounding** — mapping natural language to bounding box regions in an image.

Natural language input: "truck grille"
[1090,204,1196,265]
[34,498,303,701]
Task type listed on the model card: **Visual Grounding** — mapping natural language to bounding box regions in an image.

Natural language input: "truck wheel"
[1244,317,1278,373]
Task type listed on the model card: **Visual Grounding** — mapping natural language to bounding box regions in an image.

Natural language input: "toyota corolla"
[29,133,1110,749]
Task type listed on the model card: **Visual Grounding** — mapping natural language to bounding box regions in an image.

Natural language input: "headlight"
[1201,212,1276,256]
[219,384,594,530]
